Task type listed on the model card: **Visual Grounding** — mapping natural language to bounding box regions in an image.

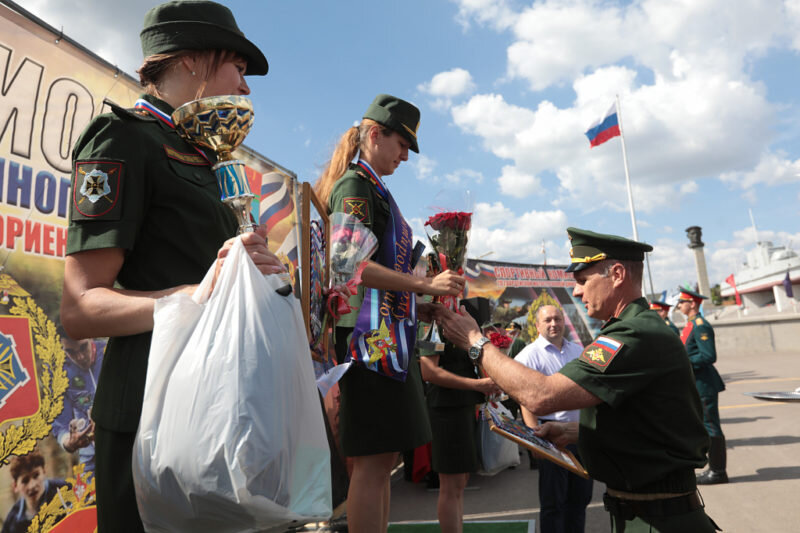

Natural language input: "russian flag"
[259,172,294,229]
[463,261,496,281]
[585,103,620,148]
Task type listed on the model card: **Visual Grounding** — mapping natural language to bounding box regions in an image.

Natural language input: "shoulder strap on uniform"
[103,98,157,122]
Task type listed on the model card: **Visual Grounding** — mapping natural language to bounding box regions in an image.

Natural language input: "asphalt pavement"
[388,349,800,532]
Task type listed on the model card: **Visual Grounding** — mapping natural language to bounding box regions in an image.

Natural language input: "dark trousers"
[700,393,724,438]
[95,425,145,533]
[538,444,593,533]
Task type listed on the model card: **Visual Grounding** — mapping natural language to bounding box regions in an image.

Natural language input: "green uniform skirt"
[429,404,479,474]
[336,328,431,456]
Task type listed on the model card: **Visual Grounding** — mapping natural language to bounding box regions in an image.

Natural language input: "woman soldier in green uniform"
[314,94,466,533]
[420,297,500,533]
[60,2,283,531]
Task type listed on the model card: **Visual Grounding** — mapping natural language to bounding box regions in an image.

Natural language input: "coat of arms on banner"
[0,296,67,464]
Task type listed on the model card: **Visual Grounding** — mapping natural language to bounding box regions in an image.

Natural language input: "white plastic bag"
[133,237,331,532]
[476,402,520,476]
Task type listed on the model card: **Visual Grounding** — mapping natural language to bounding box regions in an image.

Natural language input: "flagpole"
[615,94,656,299]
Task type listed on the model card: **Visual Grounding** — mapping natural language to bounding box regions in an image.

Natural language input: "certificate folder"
[482,403,589,479]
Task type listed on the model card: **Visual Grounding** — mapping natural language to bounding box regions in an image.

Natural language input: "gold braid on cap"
[569,251,608,264]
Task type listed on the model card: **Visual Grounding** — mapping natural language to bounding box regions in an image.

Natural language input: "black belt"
[603,492,703,520]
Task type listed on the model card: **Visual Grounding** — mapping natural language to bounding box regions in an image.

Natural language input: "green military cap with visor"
[140,0,268,76]
[363,94,421,153]
[677,288,708,302]
[565,227,653,273]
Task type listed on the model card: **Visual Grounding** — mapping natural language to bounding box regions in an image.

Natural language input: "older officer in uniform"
[437,228,720,533]
[650,300,680,335]
[676,289,728,485]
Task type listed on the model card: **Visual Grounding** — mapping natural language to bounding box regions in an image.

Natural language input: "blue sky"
[26,0,800,294]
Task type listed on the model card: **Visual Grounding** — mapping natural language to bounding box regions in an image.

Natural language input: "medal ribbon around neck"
[134,99,211,165]
[356,159,388,200]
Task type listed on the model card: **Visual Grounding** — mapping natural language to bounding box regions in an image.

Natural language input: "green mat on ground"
[389,521,532,532]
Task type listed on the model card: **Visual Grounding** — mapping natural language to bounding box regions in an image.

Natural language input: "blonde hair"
[137,49,240,100]
[314,119,391,207]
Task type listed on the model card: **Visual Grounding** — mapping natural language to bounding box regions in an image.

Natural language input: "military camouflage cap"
[363,94,420,153]
[140,0,268,76]
[565,227,653,273]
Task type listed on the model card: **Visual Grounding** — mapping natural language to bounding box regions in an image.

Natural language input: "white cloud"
[453,0,516,31]
[24,0,152,76]
[448,0,780,217]
[466,207,570,263]
[507,1,629,91]
[444,168,484,184]
[413,154,437,181]
[418,68,476,109]
[498,165,541,197]
[411,157,482,185]
[720,151,800,188]
[474,201,513,228]
[646,237,697,293]
[456,0,788,90]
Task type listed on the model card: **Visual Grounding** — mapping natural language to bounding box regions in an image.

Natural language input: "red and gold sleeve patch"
[343,197,369,222]
[70,160,123,221]
[163,144,209,166]
[580,335,623,372]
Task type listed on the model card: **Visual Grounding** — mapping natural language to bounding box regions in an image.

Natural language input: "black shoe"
[697,469,728,485]
[425,471,440,489]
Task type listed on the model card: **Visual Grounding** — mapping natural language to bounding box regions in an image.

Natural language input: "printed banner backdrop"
[0,4,299,531]
[463,258,601,347]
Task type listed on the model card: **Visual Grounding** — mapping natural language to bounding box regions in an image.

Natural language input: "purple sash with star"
[346,161,416,381]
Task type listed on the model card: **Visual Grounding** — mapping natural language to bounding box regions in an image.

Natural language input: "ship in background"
[720,211,799,312]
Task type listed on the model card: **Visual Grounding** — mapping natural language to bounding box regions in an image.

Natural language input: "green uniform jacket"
[560,298,708,493]
[329,164,430,455]
[665,318,680,336]
[682,316,725,396]
[329,164,390,328]
[66,94,237,433]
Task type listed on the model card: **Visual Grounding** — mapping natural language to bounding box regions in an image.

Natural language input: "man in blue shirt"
[515,305,593,533]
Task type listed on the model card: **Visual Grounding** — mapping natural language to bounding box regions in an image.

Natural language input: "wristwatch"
[468,336,491,365]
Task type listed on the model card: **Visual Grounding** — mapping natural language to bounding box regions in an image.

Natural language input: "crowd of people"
[7,1,724,532]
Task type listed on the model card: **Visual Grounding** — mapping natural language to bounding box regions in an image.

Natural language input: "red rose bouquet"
[422,193,473,349]
[424,211,472,274]
[489,331,512,350]
[483,325,514,356]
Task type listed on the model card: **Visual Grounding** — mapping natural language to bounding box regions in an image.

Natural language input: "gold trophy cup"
[172,95,256,234]
[173,95,294,296]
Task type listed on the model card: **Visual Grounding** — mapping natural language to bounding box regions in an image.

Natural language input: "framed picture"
[482,403,589,478]
[299,182,330,363]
